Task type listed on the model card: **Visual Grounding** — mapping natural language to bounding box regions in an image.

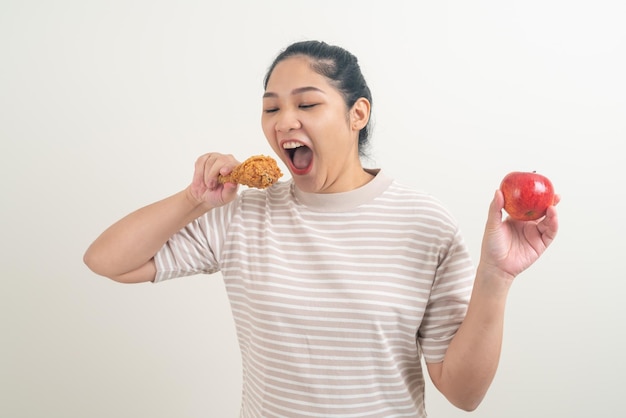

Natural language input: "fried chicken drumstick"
[218,155,283,189]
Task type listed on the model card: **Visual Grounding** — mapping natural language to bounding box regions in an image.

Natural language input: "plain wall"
[1,0,624,417]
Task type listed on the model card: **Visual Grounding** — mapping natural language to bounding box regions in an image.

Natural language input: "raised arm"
[427,189,559,411]
[83,153,240,283]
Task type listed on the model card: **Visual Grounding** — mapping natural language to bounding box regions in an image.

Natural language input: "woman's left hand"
[480,189,560,279]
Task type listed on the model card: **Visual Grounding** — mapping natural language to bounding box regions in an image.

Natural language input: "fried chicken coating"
[218,155,283,189]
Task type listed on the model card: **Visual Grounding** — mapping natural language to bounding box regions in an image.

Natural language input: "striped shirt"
[155,170,475,417]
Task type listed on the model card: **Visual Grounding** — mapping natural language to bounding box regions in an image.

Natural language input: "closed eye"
[263,103,319,113]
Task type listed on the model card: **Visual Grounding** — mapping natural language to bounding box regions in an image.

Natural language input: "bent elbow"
[452,395,484,412]
[83,248,118,281]
[459,402,480,413]
[84,250,155,284]
[83,248,103,276]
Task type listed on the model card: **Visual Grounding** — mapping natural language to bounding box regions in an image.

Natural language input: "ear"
[350,97,371,131]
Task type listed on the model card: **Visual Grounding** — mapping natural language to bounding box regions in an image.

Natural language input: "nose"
[275,109,301,133]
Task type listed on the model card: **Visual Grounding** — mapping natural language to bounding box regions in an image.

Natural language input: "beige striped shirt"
[155,170,475,417]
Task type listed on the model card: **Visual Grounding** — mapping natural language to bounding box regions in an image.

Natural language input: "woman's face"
[262,56,371,194]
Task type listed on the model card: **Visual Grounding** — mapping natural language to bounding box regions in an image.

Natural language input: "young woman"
[84,40,559,417]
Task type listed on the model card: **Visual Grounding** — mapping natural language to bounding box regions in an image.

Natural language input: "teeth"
[282,141,303,150]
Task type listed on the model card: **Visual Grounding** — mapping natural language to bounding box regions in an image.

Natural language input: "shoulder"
[378,179,459,229]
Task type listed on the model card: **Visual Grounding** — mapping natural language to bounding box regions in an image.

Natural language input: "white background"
[2,1,624,417]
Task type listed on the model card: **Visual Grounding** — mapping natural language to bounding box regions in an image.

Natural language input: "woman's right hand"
[187,152,240,208]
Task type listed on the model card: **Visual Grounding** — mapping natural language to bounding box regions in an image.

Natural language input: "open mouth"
[283,141,313,175]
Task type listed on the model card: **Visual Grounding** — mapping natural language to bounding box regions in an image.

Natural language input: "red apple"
[500,171,555,221]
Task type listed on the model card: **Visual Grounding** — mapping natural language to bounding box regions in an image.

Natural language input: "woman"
[84,40,559,417]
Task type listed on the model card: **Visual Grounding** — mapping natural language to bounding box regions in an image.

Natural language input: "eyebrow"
[262,86,325,99]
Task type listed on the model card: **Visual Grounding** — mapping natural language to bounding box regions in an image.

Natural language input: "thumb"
[486,189,504,229]
[221,182,239,202]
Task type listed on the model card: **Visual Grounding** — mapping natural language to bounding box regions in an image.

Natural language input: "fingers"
[188,153,241,206]
[195,153,239,191]
[537,195,559,246]
[538,204,559,246]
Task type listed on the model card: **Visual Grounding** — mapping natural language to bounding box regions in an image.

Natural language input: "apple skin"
[500,171,555,221]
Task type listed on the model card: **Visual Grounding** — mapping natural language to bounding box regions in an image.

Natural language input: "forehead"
[264,56,334,94]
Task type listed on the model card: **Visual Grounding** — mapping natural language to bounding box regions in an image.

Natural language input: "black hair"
[263,40,373,156]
